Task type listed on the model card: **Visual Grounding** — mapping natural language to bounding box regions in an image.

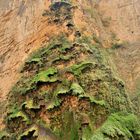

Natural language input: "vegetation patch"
[11,77,36,95]
[79,94,106,106]
[18,125,38,140]
[92,112,140,140]
[52,54,74,63]
[4,33,140,139]
[46,98,62,110]
[22,99,40,110]
[70,82,85,95]
[7,104,30,123]
[54,83,70,96]
[69,61,95,76]
[32,68,58,83]
[0,131,9,140]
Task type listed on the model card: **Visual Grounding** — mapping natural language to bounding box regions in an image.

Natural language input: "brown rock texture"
[1,2,139,139]
[98,0,140,41]
[0,0,58,100]
[0,0,106,100]
[0,0,140,133]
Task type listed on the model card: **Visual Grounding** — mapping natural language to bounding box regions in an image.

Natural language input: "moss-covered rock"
[92,112,140,140]
[2,1,140,140]
[3,34,139,140]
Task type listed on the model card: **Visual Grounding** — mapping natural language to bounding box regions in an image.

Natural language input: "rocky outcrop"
[0,1,139,140]
[0,0,51,100]
[98,0,140,93]
[98,0,140,42]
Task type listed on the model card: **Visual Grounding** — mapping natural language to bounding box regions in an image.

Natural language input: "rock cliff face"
[0,0,140,100]
[98,0,140,94]
[0,0,140,140]
[99,0,140,42]
[0,0,51,100]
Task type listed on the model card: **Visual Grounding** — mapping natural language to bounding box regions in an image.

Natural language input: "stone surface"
[0,0,140,131]
[98,0,140,92]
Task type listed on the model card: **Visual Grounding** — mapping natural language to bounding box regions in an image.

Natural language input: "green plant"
[0,131,9,140]
[11,77,36,95]
[76,36,92,44]
[70,82,85,95]
[21,99,40,109]
[55,84,70,96]
[79,94,106,106]
[46,98,62,110]
[7,107,30,124]
[4,33,140,140]
[92,112,140,140]
[69,61,95,76]
[52,54,74,63]
[32,68,58,83]
[18,125,38,140]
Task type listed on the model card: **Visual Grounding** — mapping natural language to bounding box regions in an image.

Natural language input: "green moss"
[21,99,40,109]
[55,85,70,96]
[69,61,95,76]
[70,122,79,140]
[32,68,58,83]
[56,111,80,140]
[26,52,42,64]
[18,125,38,140]
[24,36,70,65]
[52,54,74,63]
[82,125,93,140]
[59,39,71,53]
[5,34,140,140]
[81,43,94,54]
[76,36,92,45]
[56,87,69,95]
[46,98,62,110]
[53,80,71,97]
[59,44,72,53]
[27,58,42,64]
[7,108,30,124]
[79,94,106,106]
[90,133,109,140]
[92,112,140,140]
[11,77,36,95]
[0,131,9,139]
[70,82,85,95]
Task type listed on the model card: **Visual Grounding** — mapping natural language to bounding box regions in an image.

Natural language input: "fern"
[92,112,140,140]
